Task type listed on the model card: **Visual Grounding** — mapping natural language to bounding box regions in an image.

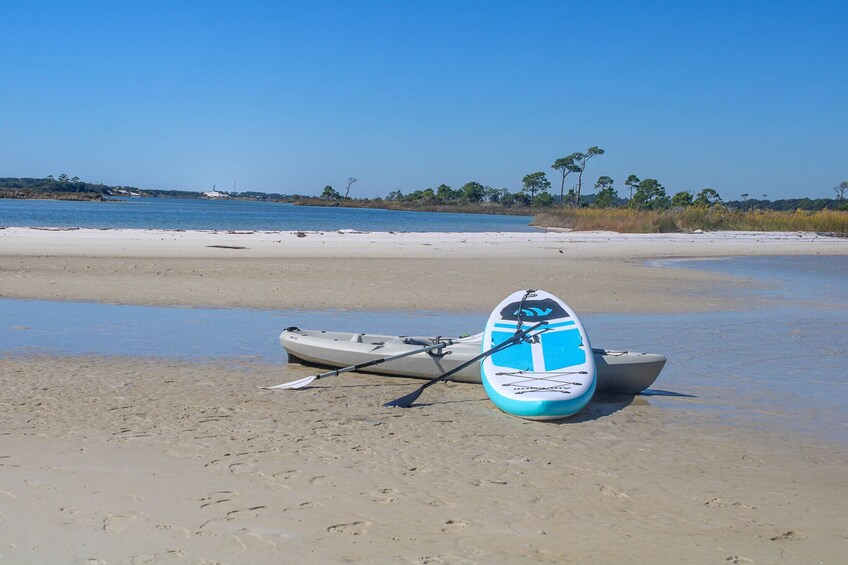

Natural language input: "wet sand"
[1,228,847,563]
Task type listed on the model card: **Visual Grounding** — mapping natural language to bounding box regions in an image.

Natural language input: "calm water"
[0,197,536,232]
[1,256,846,442]
[652,255,848,309]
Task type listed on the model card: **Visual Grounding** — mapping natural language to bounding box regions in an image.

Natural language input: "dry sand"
[1,227,846,312]
[2,356,846,564]
[1,228,847,563]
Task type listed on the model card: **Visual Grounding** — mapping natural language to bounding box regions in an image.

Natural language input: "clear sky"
[2,0,846,200]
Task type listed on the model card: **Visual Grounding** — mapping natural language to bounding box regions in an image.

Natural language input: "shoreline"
[2,227,846,313]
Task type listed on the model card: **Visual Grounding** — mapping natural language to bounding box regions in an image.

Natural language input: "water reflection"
[0,299,485,361]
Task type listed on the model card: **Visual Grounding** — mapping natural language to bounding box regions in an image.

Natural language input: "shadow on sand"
[548,388,700,424]
[639,389,697,398]
[284,377,699,423]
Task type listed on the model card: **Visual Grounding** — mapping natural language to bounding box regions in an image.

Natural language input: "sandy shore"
[1,355,845,564]
[1,227,846,312]
[2,228,847,563]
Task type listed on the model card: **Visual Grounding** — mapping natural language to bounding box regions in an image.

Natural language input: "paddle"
[262,339,458,390]
[384,321,548,408]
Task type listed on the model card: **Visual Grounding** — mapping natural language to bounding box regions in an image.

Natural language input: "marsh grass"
[0,190,103,201]
[533,207,848,234]
[295,198,530,215]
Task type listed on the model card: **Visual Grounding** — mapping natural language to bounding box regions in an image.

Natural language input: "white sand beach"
[2,227,846,312]
[1,228,847,563]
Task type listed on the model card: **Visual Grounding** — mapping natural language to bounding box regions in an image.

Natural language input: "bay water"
[2,255,846,444]
[0,197,536,232]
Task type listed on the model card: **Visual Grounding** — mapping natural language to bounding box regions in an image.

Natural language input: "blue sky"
[2,0,846,200]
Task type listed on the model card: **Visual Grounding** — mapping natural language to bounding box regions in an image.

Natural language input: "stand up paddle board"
[481,289,596,420]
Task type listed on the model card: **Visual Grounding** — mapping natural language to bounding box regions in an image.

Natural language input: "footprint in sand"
[155,524,191,540]
[215,535,246,553]
[441,519,470,534]
[364,488,399,505]
[284,501,321,512]
[264,470,297,490]
[425,497,458,509]
[215,529,277,553]
[309,475,333,486]
[228,462,254,475]
[130,549,188,563]
[198,491,239,510]
[272,469,300,481]
[704,497,758,509]
[534,438,561,448]
[327,521,370,535]
[770,530,809,541]
[103,511,139,534]
[225,506,269,520]
[24,479,57,490]
[238,529,277,551]
[599,485,629,498]
[413,554,477,564]
[197,491,270,521]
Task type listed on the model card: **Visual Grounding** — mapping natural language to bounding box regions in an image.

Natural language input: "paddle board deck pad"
[482,289,596,420]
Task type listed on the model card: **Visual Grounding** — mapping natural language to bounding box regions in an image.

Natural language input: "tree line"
[326,147,846,212]
[5,169,846,213]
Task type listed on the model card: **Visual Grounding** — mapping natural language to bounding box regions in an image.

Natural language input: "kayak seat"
[401,337,432,346]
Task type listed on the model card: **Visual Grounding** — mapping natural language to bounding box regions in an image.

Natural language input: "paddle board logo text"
[499,299,569,322]
[514,306,553,317]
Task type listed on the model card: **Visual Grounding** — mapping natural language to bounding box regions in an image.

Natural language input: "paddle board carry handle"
[513,289,537,331]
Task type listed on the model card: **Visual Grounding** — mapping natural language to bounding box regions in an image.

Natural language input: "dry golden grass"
[0,190,103,201]
[533,207,848,234]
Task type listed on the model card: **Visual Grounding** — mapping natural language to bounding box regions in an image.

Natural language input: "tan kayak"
[280,328,665,394]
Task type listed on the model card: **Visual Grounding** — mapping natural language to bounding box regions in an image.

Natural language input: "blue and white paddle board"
[481,289,596,420]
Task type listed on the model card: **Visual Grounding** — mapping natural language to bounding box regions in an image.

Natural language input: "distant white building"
[203,191,229,199]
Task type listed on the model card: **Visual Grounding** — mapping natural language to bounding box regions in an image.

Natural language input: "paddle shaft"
[266,336,469,389]
[310,339,454,381]
[385,321,548,407]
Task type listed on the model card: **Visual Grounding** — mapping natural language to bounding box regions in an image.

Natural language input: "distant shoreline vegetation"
[2,173,846,234]
[0,176,295,201]
[0,188,104,201]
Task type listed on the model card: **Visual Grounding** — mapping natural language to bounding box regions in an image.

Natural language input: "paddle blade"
[261,375,317,390]
[383,387,424,408]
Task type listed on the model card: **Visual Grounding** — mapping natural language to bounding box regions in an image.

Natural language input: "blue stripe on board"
[490,331,534,370]
[540,330,586,370]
